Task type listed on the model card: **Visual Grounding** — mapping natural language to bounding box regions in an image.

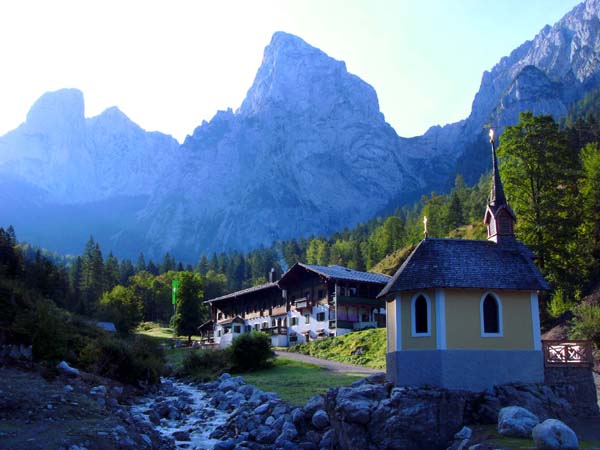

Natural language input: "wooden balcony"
[352,321,378,330]
[294,297,310,310]
[337,296,384,306]
[265,326,288,336]
[542,340,593,367]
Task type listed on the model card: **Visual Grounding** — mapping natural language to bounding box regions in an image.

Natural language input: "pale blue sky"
[0,0,581,142]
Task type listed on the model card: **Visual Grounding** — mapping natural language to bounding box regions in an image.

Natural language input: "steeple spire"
[489,129,507,209]
[484,129,516,243]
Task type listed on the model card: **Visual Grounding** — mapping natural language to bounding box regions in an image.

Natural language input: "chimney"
[269,267,276,283]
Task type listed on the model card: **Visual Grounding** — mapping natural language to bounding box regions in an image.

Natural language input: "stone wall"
[544,366,599,417]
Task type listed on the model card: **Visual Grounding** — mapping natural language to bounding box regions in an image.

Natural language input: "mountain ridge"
[2,1,600,261]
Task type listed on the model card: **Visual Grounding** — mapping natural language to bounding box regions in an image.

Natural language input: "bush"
[230,331,274,372]
[570,303,600,347]
[181,347,232,379]
[9,299,96,363]
[79,334,165,386]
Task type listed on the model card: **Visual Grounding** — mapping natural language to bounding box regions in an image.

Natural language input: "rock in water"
[532,419,578,450]
[498,406,540,438]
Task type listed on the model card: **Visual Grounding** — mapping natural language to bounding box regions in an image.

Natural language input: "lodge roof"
[205,282,279,303]
[378,238,550,298]
[278,263,391,286]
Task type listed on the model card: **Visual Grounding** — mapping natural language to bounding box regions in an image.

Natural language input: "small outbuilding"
[379,132,549,391]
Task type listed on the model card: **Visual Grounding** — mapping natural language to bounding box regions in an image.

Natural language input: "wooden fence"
[542,340,594,368]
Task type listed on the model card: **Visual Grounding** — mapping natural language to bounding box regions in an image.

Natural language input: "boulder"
[57,361,80,377]
[311,409,330,430]
[454,426,472,440]
[498,406,539,438]
[303,395,325,416]
[531,419,578,450]
[172,430,190,441]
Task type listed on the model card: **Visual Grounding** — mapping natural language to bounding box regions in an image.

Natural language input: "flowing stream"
[132,378,229,450]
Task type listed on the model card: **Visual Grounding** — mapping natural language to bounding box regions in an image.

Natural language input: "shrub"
[570,303,600,347]
[79,334,165,386]
[9,299,87,363]
[548,289,576,318]
[230,331,274,372]
[181,347,232,379]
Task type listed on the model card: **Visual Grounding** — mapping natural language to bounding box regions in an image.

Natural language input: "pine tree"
[104,252,120,292]
[445,191,464,231]
[135,252,146,273]
[119,259,135,285]
[79,236,105,315]
[197,255,210,275]
[161,252,175,274]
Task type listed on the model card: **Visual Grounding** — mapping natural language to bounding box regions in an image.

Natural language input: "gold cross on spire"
[423,215,428,238]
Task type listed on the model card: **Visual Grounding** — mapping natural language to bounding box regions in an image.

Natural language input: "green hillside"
[286,328,386,369]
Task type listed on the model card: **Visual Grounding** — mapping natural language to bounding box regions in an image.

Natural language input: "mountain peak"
[238,31,379,121]
[26,88,85,134]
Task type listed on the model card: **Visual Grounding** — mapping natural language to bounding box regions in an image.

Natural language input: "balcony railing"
[542,340,594,367]
[265,326,288,336]
[352,321,377,330]
[294,297,309,309]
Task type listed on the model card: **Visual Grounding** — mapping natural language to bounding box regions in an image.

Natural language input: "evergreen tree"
[445,191,464,231]
[161,252,176,274]
[135,252,146,273]
[197,255,210,275]
[104,252,120,292]
[79,237,104,315]
[147,260,159,276]
[6,225,17,246]
[119,258,135,285]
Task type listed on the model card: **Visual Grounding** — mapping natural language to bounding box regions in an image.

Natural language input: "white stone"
[532,419,578,450]
[498,406,539,438]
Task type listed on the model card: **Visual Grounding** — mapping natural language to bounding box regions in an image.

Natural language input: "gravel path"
[275,350,382,375]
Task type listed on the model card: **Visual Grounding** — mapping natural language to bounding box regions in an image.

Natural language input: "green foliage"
[288,328,386,369]
[570,303,600,347]
[98,285,142,334]
[230,331,274,371]
[171,272,207,341]
[80,334,165,385]
[548,289,576,319]
[499,112,591,300]
[181,347,232,379]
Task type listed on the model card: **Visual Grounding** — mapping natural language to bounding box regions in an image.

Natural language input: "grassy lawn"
[136,321,202,342]
[135,322,203,371]
[287,328,386,369]
[471,424,600,450]
[242,357,365,406]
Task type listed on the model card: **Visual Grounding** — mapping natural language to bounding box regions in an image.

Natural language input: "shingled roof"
[283,263,390,285]
[378,238,549,298]
[205,282,279,303]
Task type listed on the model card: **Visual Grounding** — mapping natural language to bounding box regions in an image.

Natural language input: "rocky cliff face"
[3,1,600,261]
[135,32,428,257]
[0,89,178,203]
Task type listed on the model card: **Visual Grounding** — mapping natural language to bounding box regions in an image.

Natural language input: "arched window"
[411,293,431,336]
[481,293,503,336]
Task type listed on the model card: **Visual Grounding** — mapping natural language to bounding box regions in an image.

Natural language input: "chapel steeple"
[484,129,516,243]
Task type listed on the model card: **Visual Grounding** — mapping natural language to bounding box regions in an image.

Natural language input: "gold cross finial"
[423,215,428,238]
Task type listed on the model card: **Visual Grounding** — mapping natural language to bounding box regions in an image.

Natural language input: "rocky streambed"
[129,369,598,450]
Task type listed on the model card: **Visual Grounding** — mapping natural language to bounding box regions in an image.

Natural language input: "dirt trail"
[275,350,382,375]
